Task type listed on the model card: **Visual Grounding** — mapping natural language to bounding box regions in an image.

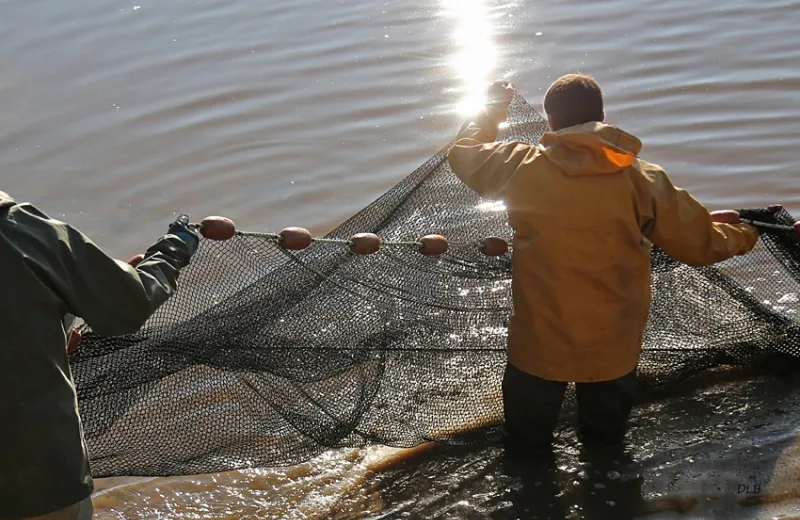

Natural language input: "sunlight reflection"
[442,0,499,115]
[476,200,507,212]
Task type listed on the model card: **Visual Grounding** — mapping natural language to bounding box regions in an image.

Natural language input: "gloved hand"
[168,213,201,256]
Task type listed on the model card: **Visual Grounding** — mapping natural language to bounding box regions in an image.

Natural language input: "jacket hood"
[537,122,642,176]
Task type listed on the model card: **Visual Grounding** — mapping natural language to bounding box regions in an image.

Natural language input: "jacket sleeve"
[639,168,760,266]
[446,111,535,200]
[9,202,193,337]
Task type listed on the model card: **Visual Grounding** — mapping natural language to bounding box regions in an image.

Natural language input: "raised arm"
[446,81,535,200]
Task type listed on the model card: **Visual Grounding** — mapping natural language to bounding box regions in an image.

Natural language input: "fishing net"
[71,93,800,478]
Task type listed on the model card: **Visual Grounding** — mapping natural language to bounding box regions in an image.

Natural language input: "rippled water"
[3,0,800,517]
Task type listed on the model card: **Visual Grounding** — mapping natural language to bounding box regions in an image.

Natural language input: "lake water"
[3,0,800,518]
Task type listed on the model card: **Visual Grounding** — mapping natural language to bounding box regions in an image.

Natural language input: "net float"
[479,236,508,256]
[279,227,313,250]
[793,221,800,239]
[350,233,382,255]
[200,216,237,241]
[418,234,448,256]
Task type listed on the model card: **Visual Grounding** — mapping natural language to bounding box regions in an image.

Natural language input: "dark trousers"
[502,362,637,451]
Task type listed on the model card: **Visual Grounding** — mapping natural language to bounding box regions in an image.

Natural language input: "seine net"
[71,94,800,477]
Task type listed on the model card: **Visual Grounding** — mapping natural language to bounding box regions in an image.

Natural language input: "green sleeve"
[9,202,193,336]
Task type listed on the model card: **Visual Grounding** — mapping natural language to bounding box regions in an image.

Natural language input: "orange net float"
[199,216,237,241]
[479,236,509,256]
[350,233,382,255]
[418,234,448,256]
[279,227,313,250]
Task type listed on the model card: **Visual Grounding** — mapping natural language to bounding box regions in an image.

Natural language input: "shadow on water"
[343,369,800,520]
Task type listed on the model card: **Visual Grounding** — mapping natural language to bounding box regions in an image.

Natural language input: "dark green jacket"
[0,191,193,518]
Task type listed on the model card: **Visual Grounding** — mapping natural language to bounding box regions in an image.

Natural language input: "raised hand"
[486,80,515,109]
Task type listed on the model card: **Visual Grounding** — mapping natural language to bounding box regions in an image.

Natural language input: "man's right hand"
[483,80,515,122]
[710,210,741,225]
[712,208,800,240]
[487,80,515,108]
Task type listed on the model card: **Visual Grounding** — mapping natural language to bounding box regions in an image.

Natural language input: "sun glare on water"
[442,0,499,116]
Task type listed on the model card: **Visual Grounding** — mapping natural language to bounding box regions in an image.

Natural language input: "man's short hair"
[543,74,604,129]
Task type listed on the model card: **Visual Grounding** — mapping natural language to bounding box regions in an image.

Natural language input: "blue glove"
[167,213,201,256]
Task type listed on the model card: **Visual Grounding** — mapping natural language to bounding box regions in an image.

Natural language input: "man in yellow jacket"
[447,74,762,451]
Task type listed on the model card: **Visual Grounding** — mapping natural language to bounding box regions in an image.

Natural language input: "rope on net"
[190,217,796,257]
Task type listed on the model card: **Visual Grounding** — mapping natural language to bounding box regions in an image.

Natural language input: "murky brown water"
[4,0,800,517]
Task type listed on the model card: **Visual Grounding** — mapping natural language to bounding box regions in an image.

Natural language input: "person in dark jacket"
[0,190,200,519]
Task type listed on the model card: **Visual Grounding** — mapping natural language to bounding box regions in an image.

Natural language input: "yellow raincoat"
[447,115,760,383]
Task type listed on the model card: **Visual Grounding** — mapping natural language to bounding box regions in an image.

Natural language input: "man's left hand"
[486,80,515,109]
[482,80,515,122]
[128,253,145,267]
[67,328,82,354]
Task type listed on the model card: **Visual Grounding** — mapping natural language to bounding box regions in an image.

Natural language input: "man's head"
[543,73,605,131]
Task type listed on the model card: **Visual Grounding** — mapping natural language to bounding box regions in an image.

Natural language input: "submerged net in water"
[72,94,800,478]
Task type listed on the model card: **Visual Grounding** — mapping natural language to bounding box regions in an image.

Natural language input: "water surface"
[3,0,800,517]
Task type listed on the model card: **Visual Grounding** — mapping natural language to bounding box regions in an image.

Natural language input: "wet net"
[71,94,800,478]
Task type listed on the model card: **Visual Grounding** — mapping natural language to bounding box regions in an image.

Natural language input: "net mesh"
[71,94,800,478]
